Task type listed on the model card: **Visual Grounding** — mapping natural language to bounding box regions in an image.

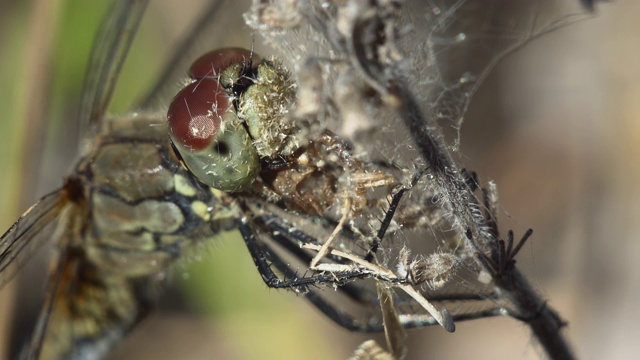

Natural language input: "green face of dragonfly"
[167,48,296,192]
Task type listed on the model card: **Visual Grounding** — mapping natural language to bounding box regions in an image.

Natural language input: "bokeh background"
[0,0,638,359]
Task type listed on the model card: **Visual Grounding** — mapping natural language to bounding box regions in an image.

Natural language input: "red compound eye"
[188,47,258,79]
[167,78,229,151]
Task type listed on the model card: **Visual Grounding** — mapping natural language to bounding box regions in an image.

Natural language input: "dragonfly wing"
[138,0,229,110]
[0,189,69,290]
[78,0,149,134]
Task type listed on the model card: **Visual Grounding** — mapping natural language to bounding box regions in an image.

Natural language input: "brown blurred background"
[0,0,638,359]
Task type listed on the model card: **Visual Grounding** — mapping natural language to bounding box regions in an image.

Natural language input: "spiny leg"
[238,219,385,332]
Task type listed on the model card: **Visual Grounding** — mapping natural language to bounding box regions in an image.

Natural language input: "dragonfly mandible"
[2,0,594,359]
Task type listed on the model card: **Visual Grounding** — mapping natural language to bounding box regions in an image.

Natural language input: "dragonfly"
[1,0,595,359]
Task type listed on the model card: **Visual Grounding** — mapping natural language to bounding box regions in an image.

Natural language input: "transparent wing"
[78,0,149,134]
[0,189,69,290]
[138,0,229,110]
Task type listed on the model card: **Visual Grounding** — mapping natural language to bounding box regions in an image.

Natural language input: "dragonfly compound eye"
[168,78,260,192]
[188,47,260,87]
[188,48,298,159]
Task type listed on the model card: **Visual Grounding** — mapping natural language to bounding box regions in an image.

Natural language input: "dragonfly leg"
[238,220,387,332]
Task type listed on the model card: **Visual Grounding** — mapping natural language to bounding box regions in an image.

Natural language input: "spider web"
[242,0,594,331]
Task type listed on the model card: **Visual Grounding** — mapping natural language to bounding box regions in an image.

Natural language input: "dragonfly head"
[167,48,296,192]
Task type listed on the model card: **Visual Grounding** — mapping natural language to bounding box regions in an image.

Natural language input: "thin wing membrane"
[78,0,148,134]
[0,189,69,290]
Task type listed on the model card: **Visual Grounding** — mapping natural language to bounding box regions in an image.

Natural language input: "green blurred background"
[1,1,640,359]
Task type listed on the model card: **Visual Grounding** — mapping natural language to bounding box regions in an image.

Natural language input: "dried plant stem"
[332,2,575,355]
[253,1,578,358]
[391,81,575,360]
[500,270,574,360]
